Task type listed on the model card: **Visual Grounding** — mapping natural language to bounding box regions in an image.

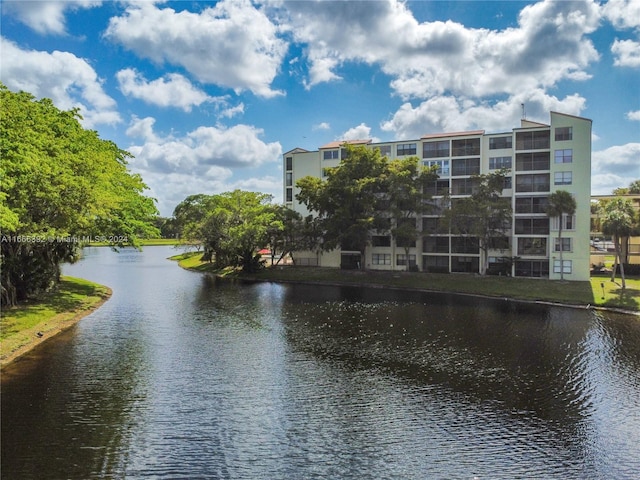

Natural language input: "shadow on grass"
[607,287,640,310]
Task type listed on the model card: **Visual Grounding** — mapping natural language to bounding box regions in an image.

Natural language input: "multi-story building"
[283,111,592,281]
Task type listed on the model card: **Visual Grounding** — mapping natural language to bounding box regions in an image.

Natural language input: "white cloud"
[284,0,600,99]
[381,90,587,139]
[2,0,101,35]
[602,0,640,30]
[592,143,640,194]
[340,123,380,143]
[116,69,217,111]
[105,0,287,98]
[0,37,120,127]
[611,39,640,67]
[627,110,640,121]
[313,122,331,131]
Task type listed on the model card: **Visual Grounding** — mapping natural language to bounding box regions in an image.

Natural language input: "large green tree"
[296,144,389,269]
[601,198,636,289]
[1,84,158,306]
[546,190,577,281]
[442,170,512,275]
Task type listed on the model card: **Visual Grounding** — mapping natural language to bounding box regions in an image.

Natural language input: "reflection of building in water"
[284,111,592,281]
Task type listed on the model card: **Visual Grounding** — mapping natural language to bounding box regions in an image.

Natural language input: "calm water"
[2,246,640,479]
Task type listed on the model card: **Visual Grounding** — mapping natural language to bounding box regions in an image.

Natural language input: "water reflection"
[2,247,640,479]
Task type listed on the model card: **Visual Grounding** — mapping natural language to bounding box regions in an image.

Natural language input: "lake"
[2,246,640,479]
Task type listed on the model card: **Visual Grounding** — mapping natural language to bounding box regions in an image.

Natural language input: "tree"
[0,84,158,306]
[601,198,636,289]
[386,158,438,271]
[442,170,512,275]
[296,144,388,269]
[546,190,576,280]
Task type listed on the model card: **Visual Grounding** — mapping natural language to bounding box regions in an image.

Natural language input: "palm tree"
[601,198,635,289]
[546,190,576,280]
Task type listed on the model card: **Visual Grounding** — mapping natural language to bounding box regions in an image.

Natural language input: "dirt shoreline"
[0,287,112,368]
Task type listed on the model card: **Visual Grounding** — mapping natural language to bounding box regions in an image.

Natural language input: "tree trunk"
[615,236,626,289]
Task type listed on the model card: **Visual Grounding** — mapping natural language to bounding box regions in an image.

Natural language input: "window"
[452,178,475,195]
[553,260,572,274]
[286,188,293,202]
[516,130,550,150]
[451,237,479,254]
[396,254,416,266]
[452,138,480,156]
[515,196,549,213]
[377,145,392,157]
[551,214,576,231]
[423,255,449,273]
[488,236,510,250]
[503,177,512,189]
[517,238,547,256]
[422,217,441,233]
[285,156,293,171]
[516,152,550,171]
[323,150,339,160]
[554,238,572,252]
[555,127,572,141]
[489,136,513,150]
[372,253,391,265]
[516,174,550,192]
[451,158,480,176]
[423,141,449,158]
[286,172,293,186]
[515,260,549,277]
[423,236,449,253]
[554,149,573,163]
[489,156,512,170]
[397,143,417,156]
[515,218,549,235]
[451,256,479,273]
[423,159,450,176]
[554,171,572,185]
[424,179,450,196]
[372,235,391,247]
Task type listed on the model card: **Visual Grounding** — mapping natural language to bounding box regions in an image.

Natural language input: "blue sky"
[1,0,639,216]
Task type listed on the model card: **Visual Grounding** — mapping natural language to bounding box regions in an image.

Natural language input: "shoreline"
[1,279,112,368]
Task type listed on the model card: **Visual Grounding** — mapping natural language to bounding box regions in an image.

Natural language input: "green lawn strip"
[170,251,639,312]
[1,276,111,365]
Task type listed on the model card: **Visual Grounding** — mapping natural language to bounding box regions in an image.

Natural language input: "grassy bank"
[1,276,111,367]
[170,251,640,313]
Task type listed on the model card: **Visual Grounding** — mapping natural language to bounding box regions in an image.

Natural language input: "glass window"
[423,236,449,253]
[489,156,512,170]
[397,143,417,156]
[515,196,549,213]
[516,152,550,171]
[553,260,572,273]
[554,171,572,185]
[503,177,512,189]
[515,260,549,277]
[516,174,550,192]
[323,150,339,160]
[554,149,573,163]
[285,156,293,170]
[451,237,479,254]
[377,145,392,157]
[452,178,475,195]
[451,256,479,273]
[555,127,572,141]
[423,141,449,158]
[551,214,576,231]
[517,238,547,256]
[452,138,481,156]
[396,254,416,266]
[554,238,572,252]
[451,158,480,176]
[422,217,441,233]
[372,235,391,247]
[423,255,449,273]
[515,218,549,234]
[516,130,550,150]
[286,172,293,186]
[423,159,450,176]
[372,253,391,265]
[286,188,293,202]
[424,179,450,196]
[489,136,513,150]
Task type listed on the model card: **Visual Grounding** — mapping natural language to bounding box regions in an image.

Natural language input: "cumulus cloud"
[627,110,640,121]
[105,0,287,98]
[2,0,101,35]
[116,69,219,111]
[0,37,119,127]
[592,143,640,194]
[602,0,640,30]
[313,122,331,131]
[381,90,587,139]
[340,123,380,143]
[611,39,640,67]
[284,0,600,99]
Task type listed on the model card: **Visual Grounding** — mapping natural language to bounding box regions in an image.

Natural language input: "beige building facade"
[284,112,592,281]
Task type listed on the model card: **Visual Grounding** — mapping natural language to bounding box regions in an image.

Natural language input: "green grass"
[1,276,111,365]
[170,251,639,312]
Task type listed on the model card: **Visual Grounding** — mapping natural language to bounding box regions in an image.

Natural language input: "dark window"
[489,156,512,170]
[515,260,549,277]
[422,217,441,233]
[286,188,293,202]
[451,256,479,273]
[451,236,479,254]
[323,150,339,160]
[516,152,550,171]
[516,130,550,150]
[424,179,450,196]
[554,149,573,163]
[285,156,293,170]
[488,236,510,250]
[286,172,293,186]
[451,158,480,176]
[517,237,547,256]
[397,143,417,156]
[555,127,572,141]
[515,196,549,213]
[423,236,449,253]
[452,138,480,156]
[396,254,416,266]
[514,218,549,235]
[423,255,449,273]
[489,136,513,149]
[451,178,476,195]
[372,235,391,247]
[515,174,550,193]
[423,141,449,158]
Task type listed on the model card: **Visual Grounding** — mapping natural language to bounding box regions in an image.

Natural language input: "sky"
[1,0,639,217]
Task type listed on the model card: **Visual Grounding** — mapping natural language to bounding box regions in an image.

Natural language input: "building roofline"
[551,111,593,123]
[319,139,372,149]
[421,130,485,139]
[283,147,310,155]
